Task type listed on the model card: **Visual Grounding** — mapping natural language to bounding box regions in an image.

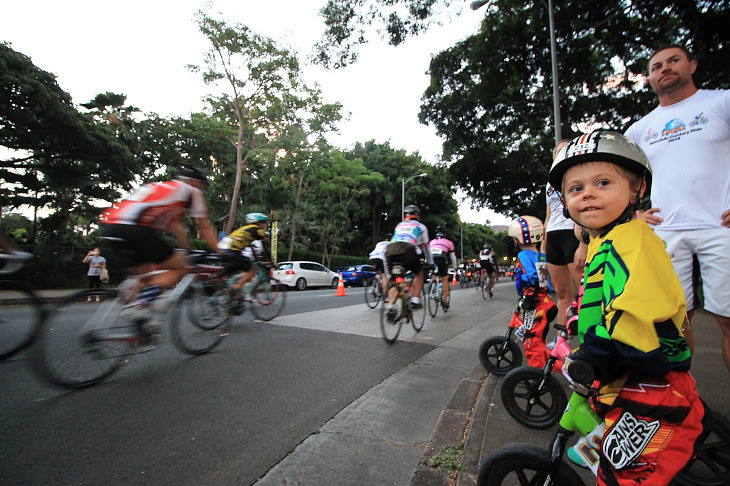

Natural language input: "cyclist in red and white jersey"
[99,164,220,296]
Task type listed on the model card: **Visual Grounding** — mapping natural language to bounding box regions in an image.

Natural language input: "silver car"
[273,261,340,291]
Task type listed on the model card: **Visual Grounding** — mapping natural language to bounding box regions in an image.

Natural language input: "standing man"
[625,44,730,375]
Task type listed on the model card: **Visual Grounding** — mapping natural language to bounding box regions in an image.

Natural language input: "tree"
[189,10,310,234]
[0,43,138,243]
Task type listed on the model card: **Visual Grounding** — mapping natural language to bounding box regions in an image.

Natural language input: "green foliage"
[427,443,466,477]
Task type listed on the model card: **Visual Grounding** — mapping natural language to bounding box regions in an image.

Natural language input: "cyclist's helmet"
[483,244,492,251]
[435,225,446,238]
[245,212,269,224]
[549,130,652,223]
[404,205,421,220]
[177,164,208,185]
[508,216,544,245]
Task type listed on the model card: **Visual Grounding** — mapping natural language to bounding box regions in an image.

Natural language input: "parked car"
[274,261,340,291]
[338,264,377,287]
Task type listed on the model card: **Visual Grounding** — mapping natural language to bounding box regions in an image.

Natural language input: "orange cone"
[335,272,348,296]
[452,274,457,286]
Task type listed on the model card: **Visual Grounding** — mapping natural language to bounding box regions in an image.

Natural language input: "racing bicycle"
[380,263,426,344]
[0,251,46,360]
[426,272,449,318]
[33,251,230,388]
[365,273,384,309]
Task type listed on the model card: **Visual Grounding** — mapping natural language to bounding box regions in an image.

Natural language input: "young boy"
[509,215,557,369]
[549,130,709,484]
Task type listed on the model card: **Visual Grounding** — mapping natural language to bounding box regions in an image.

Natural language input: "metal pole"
[401,179,405,221]
[547,0,561,144]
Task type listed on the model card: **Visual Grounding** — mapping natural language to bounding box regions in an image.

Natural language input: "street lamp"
[471,0,562,144]
[401,172,428,220]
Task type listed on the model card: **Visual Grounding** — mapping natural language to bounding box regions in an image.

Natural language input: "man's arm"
[195,217,221,254]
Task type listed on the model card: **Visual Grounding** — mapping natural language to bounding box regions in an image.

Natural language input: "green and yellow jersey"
[226,224,267,253]
[579,219,691,376]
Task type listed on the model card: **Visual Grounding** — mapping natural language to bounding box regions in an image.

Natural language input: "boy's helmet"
[245,212,269,224]
[177,164,208,184]
[548,130,652,202]
[509,216,544,245]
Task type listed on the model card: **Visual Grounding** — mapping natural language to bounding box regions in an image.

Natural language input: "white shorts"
[656,227,730,317]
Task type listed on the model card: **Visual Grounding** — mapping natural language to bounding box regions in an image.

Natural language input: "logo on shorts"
[602,411,660,470]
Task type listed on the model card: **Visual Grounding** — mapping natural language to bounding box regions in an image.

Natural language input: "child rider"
[549,130,709,484]
[509,215,558,370]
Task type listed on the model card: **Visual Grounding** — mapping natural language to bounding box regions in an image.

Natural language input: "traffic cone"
[452,274,457,286]
[335,272,348,296]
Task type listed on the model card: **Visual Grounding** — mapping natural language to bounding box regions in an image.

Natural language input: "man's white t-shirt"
[545,183,574,232]
[625,89,730,230]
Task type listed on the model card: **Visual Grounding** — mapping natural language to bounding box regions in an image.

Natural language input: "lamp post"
[471,0,562,144]
[401,172,428,220]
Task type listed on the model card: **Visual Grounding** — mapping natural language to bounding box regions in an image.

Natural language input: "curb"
[410,364,489,486]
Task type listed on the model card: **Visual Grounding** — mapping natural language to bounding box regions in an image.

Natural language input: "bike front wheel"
[33,289,129,388]
[380,283,403,344]
[501,366,567,429]
[0,280,44,360]
[251,279,287,321]
[169,281,230,355]
[674,411,730,486]
[427,281,439,318]
[364,277,381,309]
[477,443,585,486]
[478,336,523,376]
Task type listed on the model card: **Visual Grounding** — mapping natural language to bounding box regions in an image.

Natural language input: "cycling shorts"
[100,223,174,266]
[222,250,253,274]
[385,242,423,275]
[369,258,385,274]
[480,260,495,274]
[545,229,580,266]
[433,256,449,277]
[594,370,710,485]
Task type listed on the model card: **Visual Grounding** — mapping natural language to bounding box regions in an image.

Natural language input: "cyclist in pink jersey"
[100,165,220,295]
[429,226,457,309]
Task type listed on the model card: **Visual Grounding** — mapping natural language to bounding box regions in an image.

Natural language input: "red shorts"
[521,291,557,369]
[594,370,709,485]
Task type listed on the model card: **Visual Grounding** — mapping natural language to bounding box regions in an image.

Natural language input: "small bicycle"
[364,273,384,309]
[380,263,426,344]
[478,305,526,375]
[33,251,230,389]
[0,251,46,360]
[478,360,730,486]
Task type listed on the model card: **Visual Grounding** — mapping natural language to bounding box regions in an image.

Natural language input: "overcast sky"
[1,0,511,225]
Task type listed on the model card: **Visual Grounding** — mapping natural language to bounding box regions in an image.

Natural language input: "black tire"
[251,280,287,322]
[380,282,403,344]
[331,277,340,289]
[411,288,426,332]
[33,289,127,388]
[481,278,489,300]
[478,336,523,376]
[169,281,230,355]
[0,280,44,360]
[427,281,439,318]
[364,277,381,309]
[296,278,307,291]
[477,443,585,486]
[674,412,730,486]
[501,366,567,430]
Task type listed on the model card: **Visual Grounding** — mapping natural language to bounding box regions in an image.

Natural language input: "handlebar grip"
[566,359,595,386]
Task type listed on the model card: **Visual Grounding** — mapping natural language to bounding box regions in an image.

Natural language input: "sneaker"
[411,301,423,310]
[442,302,450,311]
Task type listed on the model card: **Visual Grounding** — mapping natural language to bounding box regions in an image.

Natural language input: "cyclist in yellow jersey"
[218,213,270,293]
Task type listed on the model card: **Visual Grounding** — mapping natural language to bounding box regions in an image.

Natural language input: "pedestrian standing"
[83,247,106,303]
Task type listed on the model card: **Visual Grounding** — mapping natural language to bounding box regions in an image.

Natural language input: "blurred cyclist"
[218,212,271,299]
[429,226,457,309]
[478,243,496,297]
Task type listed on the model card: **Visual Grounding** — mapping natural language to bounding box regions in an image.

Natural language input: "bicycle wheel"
[427,281,439,318]
[477,443,585,486]
[364,277,381,309]
[33,289,129,388]
[482,278,490,300]
[169,281,230,355]
[380,283,403,344]
[478,336,523,376]
[674,412,730,486]
[411,288,427,332]
[251,279,287,321]
[501,367,567,430]
[0,280,44,360]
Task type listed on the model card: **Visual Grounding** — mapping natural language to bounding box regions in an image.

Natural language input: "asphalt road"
[0,286,437,485]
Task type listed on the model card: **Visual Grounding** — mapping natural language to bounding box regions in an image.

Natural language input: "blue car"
[337,264,377,287]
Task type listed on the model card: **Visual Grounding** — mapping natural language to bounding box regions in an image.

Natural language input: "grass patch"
[427,443,466,477]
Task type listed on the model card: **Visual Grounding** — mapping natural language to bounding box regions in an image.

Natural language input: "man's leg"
[441,275,450,303]
[148,251,187,289]
[717,315,730,375]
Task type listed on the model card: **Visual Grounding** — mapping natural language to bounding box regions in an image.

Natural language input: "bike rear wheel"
[411,288,427,332]
[33,289,129,388]
[380,282,403,344]
[170,281,230,355]
[251,279,287,321]
[0,280,44,360]
[501,366,567,430]
[364,277,381,309]
[477,443,585,486]
[427,281,439,318]
[481,278,490,300]
[478,336,523,376]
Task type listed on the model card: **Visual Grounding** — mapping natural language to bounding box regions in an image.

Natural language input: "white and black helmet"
[548,130,652,204]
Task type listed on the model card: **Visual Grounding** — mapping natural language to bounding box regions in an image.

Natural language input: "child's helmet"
[509,216,544,245]
[245,212,269,224]
[548,130,652,202]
